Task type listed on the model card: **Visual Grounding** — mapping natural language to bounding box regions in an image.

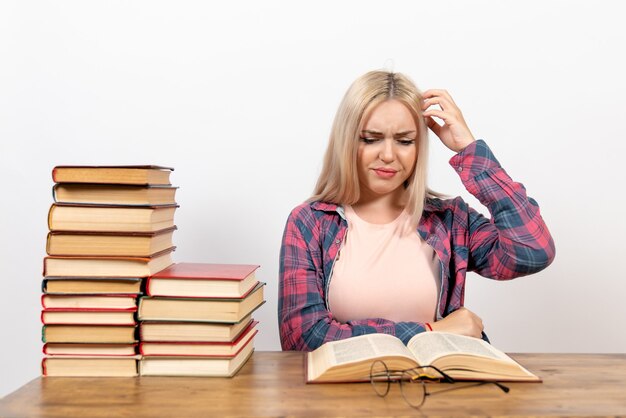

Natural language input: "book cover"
[41,294,137,309]
[48,203,178,233]
[41,308,138,325]
[138,282,266,323]
[42,325,138,344]
[52,165,174,185]
[42,277,143,294]
[150,263,260,280]
[46,227,176,257]
[146,262,259,298]
[139,342,255,377]
[43,343,138,357]
[42,356,140,377]
[52,184,178,206]
[42,247,175,278]
[139,321,258,357]
[139,315,254,343]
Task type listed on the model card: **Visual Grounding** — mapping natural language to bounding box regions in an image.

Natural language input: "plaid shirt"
[278,140,555,351]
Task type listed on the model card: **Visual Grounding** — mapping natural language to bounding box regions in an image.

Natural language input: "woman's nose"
[379,139,395,162]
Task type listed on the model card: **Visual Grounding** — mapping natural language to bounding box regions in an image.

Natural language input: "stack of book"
[138,263,265,377]
[41,166,178,377]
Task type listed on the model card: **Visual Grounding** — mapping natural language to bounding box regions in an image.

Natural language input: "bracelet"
[425,323,433,331]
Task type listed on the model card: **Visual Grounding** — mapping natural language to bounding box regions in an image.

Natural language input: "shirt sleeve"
[449,140,556,279]
[278,206,428,351]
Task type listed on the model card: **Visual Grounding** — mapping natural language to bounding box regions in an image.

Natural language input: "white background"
[1,0,625,398]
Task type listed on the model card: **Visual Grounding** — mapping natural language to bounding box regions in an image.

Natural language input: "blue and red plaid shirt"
[278,140,555,351]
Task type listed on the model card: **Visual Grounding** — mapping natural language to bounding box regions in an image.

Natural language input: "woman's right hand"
[429,307,484,338]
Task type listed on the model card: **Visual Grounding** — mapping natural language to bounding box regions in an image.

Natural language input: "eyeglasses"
[369,360,510,410]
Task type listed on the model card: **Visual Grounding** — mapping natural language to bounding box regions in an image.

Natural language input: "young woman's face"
[357,99,418,201]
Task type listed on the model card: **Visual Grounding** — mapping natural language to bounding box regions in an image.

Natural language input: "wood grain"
[1,352,625,417]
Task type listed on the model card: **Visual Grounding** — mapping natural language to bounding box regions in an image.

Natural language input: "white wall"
[1,0,625,398]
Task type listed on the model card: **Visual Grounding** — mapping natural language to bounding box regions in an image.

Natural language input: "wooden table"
[1,352,625,417]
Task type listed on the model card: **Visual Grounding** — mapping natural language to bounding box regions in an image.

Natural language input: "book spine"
[47,205,55,230]
[41,358,47,376]
[41,326,47,343]
[145,277,152,296]
[42,307,138,312]
[42,320,138,326]
[45,233,52,256]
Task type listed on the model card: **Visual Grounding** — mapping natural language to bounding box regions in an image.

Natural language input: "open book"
[306,332,540,383]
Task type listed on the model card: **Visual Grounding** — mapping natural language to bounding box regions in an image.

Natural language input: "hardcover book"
[46,227,176,257]
[139,315,254,342]
[43,247,174,277]
[139,338,254,377]
[307,332,540,383]
[139,321,258,357]
[43,343,138,357]
[146,262,259,298]
[41,308,137,325]
[52,165,173,185]
[53,184,177,206]
[42,277,143,294]
[42,325,137,343]
[42,356,139,377]
[41,294,137,309]
[138,282,265,323]
[48,204,177,232]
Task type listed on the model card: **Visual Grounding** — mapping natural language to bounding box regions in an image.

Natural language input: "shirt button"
[457,167,463,172]
[335,239,341,244]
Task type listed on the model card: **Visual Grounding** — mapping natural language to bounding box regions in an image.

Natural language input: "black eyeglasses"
[369,360,510,409]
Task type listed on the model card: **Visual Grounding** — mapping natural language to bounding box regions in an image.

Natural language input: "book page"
[407,332,511,366]
[330,334,413,365]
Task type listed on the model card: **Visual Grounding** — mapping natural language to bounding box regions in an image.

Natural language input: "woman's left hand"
[422,89,475,153]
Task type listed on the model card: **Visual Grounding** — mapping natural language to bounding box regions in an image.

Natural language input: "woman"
[278,70,555,351]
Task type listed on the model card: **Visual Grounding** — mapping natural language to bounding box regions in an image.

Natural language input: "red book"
[139,321,258,357]
[43,343,138,357]
[139,315,254,343]
[146,262,260,298]
[139,336,255,377]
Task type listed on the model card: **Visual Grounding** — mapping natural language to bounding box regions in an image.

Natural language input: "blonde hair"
[311,70,440,225]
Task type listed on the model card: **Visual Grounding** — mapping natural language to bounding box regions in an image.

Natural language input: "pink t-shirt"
[328,205,440,324]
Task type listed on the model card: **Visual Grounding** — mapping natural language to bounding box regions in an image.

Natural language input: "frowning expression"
[357,99,418,201]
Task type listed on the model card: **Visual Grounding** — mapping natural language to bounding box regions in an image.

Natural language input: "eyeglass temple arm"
[494,381,510,393]
[418,365,456,384]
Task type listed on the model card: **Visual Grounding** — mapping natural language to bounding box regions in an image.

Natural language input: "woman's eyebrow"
[361,130,384,135]
[394,130,416,136]
[360,130,416,136]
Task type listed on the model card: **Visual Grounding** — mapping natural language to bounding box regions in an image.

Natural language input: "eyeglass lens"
[400,370,428,409]
[370,360,391,397]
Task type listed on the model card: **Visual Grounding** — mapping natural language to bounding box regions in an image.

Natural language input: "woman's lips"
[373,168,397,178]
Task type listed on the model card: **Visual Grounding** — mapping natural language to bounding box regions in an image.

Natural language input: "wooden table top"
[1,351,625,417]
